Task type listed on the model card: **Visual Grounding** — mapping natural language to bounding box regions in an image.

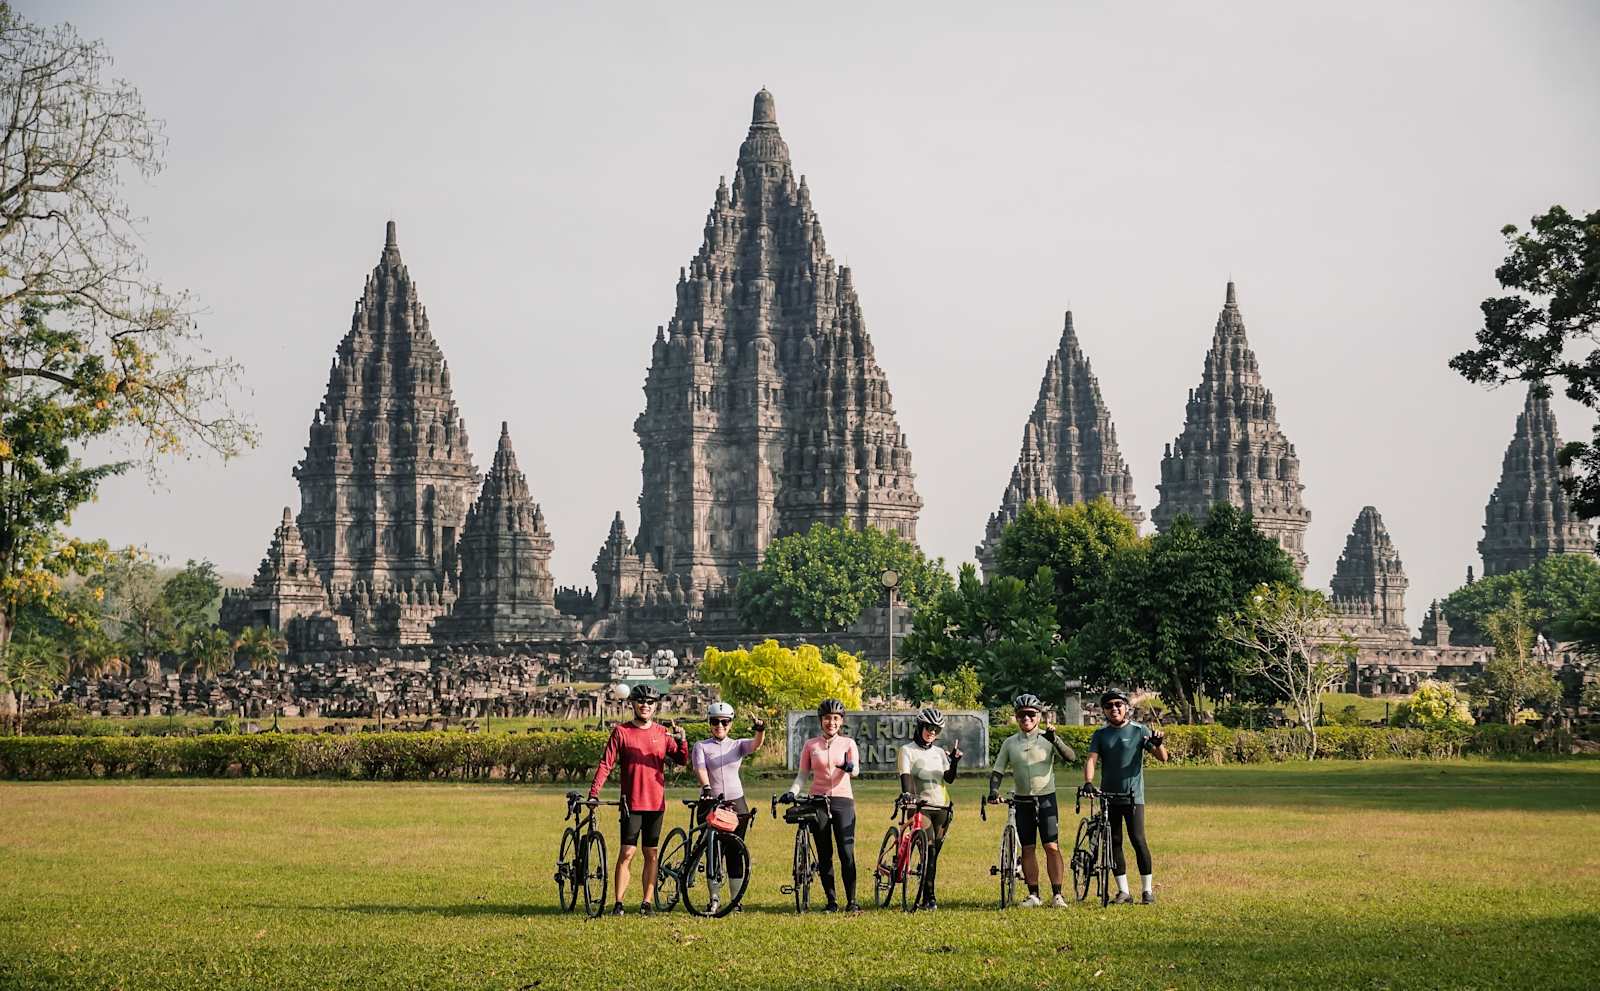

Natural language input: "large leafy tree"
[993,497,1140,638]
[735,522,952,632]
[900,563,1063,707]
[1066,505,1301,721]
[1438,555,1600,645]
[0,6,251,710]
[160,559,222,632]
[1450,206,1600,515]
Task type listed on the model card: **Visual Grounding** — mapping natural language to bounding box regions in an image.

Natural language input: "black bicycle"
[771,793,830,914]
[656,794,757,917]
[1070,785,1133,907]
[872,796,952,912]
[554,791,621,917]
[980,793,1037,909]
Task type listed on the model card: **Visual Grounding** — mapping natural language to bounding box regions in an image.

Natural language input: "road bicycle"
[979,792,1035,908]
[771,793,831,914]
[554,791,621,917]
[1070,784,1134,907]
[655,794,758,918]
[872,795,952,912]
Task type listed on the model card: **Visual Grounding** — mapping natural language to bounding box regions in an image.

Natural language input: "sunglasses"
[709,718,732,726]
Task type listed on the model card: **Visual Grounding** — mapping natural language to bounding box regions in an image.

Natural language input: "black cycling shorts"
[1015,793,1059,846]
[619,808,664,848]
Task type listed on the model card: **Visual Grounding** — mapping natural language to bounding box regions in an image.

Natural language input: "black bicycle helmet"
[817,698,846,717]
[1100,689,1130,707]
[915,706,946,729]
[1013,693,1044,714]
[628,684,661,704]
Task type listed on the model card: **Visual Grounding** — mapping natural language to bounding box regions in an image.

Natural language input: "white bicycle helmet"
[706,701,735,720]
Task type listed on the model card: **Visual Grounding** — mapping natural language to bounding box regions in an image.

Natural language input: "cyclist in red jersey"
[588,684,689,916]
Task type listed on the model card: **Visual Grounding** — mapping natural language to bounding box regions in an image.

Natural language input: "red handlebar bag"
[707,806,740,832]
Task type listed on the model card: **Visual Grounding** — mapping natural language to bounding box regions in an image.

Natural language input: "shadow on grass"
[244,902,567,918]
[1154,762,1600,813]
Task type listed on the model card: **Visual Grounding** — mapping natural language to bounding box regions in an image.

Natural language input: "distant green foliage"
[993,497,1140,637]
[735,523,952,631]
[1066,505,1301,720]
[1440,555,1600,645]
[911,662,983,709]
[1392,680,1476,730]
[901,563,1062,707]
[698,640,863,717]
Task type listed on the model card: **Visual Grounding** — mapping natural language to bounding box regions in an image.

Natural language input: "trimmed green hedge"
[986,723,1571,763]
[0,723,1579,781]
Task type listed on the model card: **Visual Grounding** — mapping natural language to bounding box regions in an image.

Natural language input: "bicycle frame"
[980,793,1035,908]
[1071,786,1134,907]
[771,793,831,913]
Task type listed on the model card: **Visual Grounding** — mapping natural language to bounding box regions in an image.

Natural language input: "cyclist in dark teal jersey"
[1084,689,1168,905]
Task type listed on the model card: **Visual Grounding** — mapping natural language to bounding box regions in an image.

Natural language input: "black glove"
[986,791,999,804]
[838,759,855,774]
[1042,725,1058,742]
[1147,730,1166,750]
[899,792,915,808]
[700,785,714,800]
[751,717,767,732]
[780,791,795,804]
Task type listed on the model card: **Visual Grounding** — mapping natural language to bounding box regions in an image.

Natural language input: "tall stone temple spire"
[1153,282,1310,572]
[1330,506,1410,646]
[625,88,922,594]
[977,311,1143,577]
[1479,386,1595,576]
[434,424,579,642]
[295,222,480,592]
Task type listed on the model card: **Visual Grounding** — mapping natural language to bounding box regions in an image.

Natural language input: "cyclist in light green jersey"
[987,693,1077,907]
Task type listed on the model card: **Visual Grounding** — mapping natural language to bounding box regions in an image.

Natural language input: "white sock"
[1141,874,1154,894]
[1115,874,1129,894]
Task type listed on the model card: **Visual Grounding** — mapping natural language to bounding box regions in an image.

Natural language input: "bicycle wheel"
[872,827,900,908]
[1070,818,1092,902]
[998,825,1018,908]
[1095,823,1112,908]
[900,829,929,913]
[684,831,749,918]
[655,826,689,912]
[581,831,609,918]
[554,826,579,912]
[792,826,818,914]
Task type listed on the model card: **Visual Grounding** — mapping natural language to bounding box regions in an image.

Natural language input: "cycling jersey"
[1089,721,1153,805]
[794,735,860,799]
[691,736,757,800]
[589,721,689,812]
[991,728,1071,797]
[897,740,954,805]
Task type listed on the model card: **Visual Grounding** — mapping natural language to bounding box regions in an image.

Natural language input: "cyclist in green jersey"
[987,693,1077,908]
[1084,689,1168,905]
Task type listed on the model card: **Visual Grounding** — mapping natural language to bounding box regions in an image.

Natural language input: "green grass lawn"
[3,762,1597,990]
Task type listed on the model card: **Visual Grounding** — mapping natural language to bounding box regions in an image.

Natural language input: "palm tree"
[182,627,235,681]
[234,626,287,672]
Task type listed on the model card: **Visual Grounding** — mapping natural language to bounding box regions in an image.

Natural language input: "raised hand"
[948,742,964,761]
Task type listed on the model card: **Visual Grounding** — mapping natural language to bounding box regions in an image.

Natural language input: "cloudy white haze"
[35,0,1600,627]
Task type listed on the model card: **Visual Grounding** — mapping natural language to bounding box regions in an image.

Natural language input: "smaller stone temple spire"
[1479,385,1596,576]
[978,310,1142,576]
[219,507,331,637]
[432,424,579,642]
[1329,506,1410,647]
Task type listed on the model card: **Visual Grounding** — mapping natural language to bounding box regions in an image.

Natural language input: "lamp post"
[880,569,900,701]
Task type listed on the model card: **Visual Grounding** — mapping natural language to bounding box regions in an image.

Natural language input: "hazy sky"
[33,1,1600,627]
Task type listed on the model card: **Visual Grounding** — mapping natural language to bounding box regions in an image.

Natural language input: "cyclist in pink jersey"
[781,698,861,911]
